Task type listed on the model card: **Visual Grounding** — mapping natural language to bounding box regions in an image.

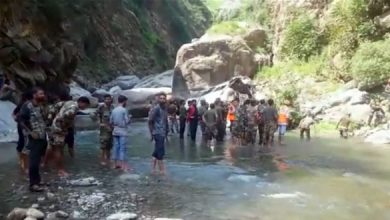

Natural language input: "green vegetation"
[315,121,338,133]
[281,15,323,61]
[207,21,247,35]
[351,38,390,89]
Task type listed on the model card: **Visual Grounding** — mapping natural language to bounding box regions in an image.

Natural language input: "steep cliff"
[0,0,212,94]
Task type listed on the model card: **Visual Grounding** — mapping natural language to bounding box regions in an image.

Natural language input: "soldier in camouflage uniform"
[236,100,250,145]
[94,94,114,165]
[246,100,259,145]
[48,97,90,176]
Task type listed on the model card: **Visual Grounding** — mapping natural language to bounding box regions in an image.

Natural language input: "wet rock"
[364,130,390,144]
[109,86,122,95]
[26,208,44,219]
[30,204,39,209]
[71,211,82,219]
[106,212,137,220]
[7,208,27,220]
[68,177,101,186]
[102,75,140,90]
[24,217,37,220]
[47,192,55,200]
[261,192,307,199]
[55,210,69,218]
[119,174,141,181]
[37,197,45,203]
[134,70,173,88]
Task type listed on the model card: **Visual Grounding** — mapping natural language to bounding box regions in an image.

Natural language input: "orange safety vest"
[227,104,236,121]
[278,106,289,125]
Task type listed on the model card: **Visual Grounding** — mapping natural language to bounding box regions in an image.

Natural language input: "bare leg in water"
[152,158,158,175]
[158,160,165,175]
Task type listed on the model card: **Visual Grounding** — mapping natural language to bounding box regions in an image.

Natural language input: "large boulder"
[377,10,390,29]
[0,101,17,142]
[69,82,98,108]
[320,104,371,124]
[102,75,140,90]
[134,70,173,88]
[174,35,256,92]
[243,28,267,48]
[119,87,172,118]
[92,89,110,102]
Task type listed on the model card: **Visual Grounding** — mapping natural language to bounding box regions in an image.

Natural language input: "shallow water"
[1,119,390,219]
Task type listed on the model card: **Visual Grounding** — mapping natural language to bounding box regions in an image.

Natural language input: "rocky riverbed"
[2,120,390,220]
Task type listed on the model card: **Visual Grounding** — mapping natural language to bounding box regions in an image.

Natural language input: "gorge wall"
[0,0,212,94]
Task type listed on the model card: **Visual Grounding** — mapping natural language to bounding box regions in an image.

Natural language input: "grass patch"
[313,121,338,133]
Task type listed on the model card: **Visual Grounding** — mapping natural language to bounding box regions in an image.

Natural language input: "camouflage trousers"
[264,122,277,144]
[100,128,113,150]
[49,131,67,150]
[245,124,258,144]
[204,124,217,141]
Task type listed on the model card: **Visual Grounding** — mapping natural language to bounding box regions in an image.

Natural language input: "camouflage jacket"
[51,101,78,133]
[237,105,248,128]
[94,103,114,131]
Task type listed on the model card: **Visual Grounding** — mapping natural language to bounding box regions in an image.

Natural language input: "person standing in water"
[215,98,227,142]
[110,95,131,171]
[298,113,316,141]
[13,92,32,173]
[203,103,218,147]
[178,100,187,140]
[277,101,290,145]
[262,99,278,149]
[148,93,168,175]
[336,113,352,139]
[257,99,266,146]
[167,100,179,135]
[94,94,114,165]
[187,100,198,141]
[198,99,209,137]
[19,88,48,192]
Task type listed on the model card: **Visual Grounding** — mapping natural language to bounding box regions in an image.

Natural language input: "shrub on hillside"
[280,15,323,61]
[351,38,390,89]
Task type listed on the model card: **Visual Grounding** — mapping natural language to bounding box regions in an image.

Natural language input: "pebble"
[31,204,39,209]
[37,197,45,202]
[24,217,37,220]
[49,204,56,210]
[72,211,82,219]
[106,212,137,220]
[26,208,45,219]
[47,192,55,200]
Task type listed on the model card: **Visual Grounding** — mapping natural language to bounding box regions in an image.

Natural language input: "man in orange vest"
[277,101,290,145]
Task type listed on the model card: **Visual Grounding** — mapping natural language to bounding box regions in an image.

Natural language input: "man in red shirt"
[187,100,198,141]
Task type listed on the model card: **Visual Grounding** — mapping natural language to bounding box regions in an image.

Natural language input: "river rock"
[7,208,27,220]
[68,177,101,186]
[24,217,36,220]
[109,86,122,95]
[69,82,98,108]
[0,100,17,142]
[175,35,256,92]
[55,211,69,218]
[195,76,254,104]
[102,75,140,90]
[377,10,390,29]
[119,87,172,118]
[26,208,44,219]
[134,69,173,88]
[30,204,39,209]
[364,130,390,144]
[106,212,137,220]
[92,89,111,102]
[243,28,267,48]
[321,104,371,124]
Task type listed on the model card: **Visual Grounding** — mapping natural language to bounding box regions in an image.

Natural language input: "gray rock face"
[92,89,111,102]
[175,35,256,92]
[102,75,140,90]
[134,70,173,88]
[69,82,99,108]
[106,212,137,220]
[0,100,17,142]
[109,86,122,95]
[378,10,390,29]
